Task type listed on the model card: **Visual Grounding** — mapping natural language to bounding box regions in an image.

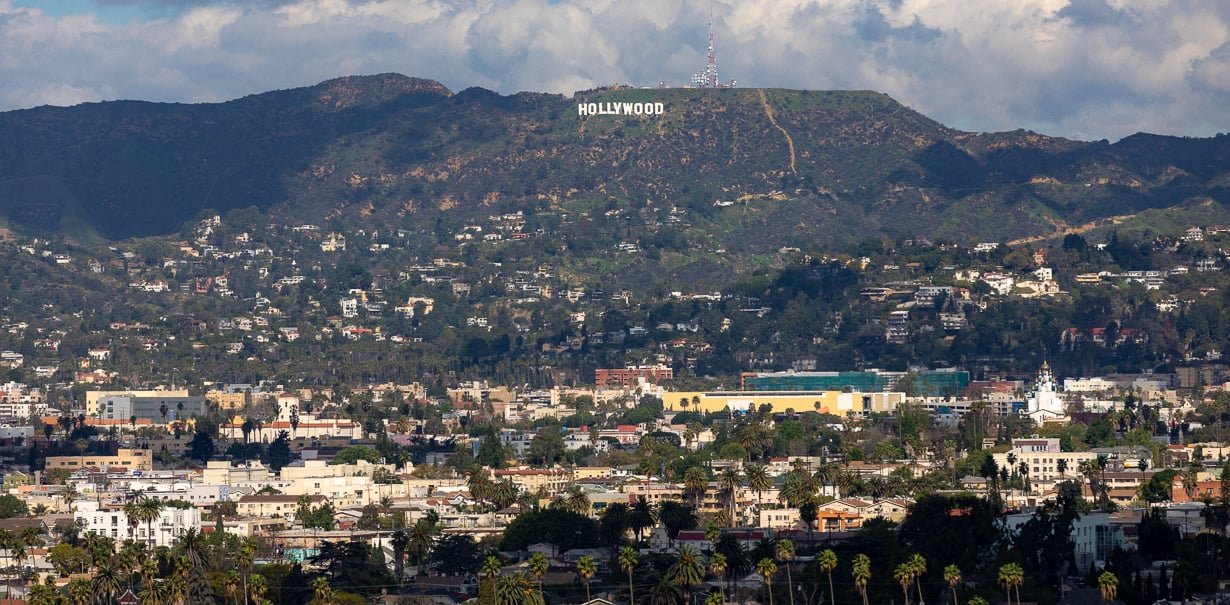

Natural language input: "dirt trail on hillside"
[759,90,798,176]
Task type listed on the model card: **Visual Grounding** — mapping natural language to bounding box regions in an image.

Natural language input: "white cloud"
[0,0,1227,141]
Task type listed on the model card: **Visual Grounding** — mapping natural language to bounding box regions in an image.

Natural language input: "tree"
[757,557,778,605]
[895,563,914,605]
[427,534,482,575]
[943,564,961,605]
[312,576,334,605]
[92,562,123,604]
[619,546,638,605]
[0,495,28,523]
[998,562,1023,605]
[817,549,838,605]
[483,555,503,605]
[683,466,708,508]
[577,555,597,602]
[746,464,771,510]
[265,430,293,472]
[718,467,742,527]
[776,539,796,605]
[668,544,705,605]
[907,552,926,605]
[852,554,871,605]
[658,500,698,547]
[628,496,657,543]
[528,551,549,601]
[390,529,410,581]
[499,508,600,551]
[709,552,728,602]
[1097,570,1118,604]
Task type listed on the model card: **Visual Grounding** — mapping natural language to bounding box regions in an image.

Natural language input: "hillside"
[1,73,1228,259]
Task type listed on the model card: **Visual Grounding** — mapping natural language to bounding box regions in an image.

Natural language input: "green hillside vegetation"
[2,73,1230,291]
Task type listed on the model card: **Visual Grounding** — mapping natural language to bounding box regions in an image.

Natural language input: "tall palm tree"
[577,555,597,602]
[658,500,698,548]
[894,563,914,605]
[776,539,796,605]
[223,570,240,605]
[717,467,742,527]
[483,556,503,605]
[745,464,771,511]
[907,552,926,605]
[757,557,778,605]
[1097,570,1118,604]
[709,552,728,602]
[667,544,705,605]
[528,552,548,601]
[628,496,657,543]
[92,562,123,605]
[852,554,871,605]
[943,564,961,605]
[391,529,410,581]
[998,563,1023,605]
[619,546,638,605]
[134,497,164,549]
[647,577,682,605]
[817,549,838,605]
[236,542,254,605]
[683,467,709,509]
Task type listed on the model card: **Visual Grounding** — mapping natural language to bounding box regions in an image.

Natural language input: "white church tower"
[1026,361,1066,422]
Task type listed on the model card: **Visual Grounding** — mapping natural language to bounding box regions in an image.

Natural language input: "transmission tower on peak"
[691,15,720,88]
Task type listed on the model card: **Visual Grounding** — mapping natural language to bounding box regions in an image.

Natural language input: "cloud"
[0,0,1227,141]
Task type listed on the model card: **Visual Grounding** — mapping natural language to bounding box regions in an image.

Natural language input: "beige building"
[237,494,327,523]
[492,468,572,496]
[85,389,189,418]
[45,448,153,472]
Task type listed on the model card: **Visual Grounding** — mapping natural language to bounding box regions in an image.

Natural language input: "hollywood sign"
[577,101,666,117]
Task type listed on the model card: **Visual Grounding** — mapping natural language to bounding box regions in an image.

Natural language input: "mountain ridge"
[0,73,1227,254]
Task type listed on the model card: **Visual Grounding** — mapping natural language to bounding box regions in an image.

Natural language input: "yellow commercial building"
[45,447,154,472]
[661,391,905,417]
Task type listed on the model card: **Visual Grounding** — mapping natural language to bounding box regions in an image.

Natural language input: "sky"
[1,0,1228,142]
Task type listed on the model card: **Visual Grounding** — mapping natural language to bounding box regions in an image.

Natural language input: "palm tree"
[683,466,709,508]
[391,529,409,581]
[968,597,988,605]
[907,552,926,605]
[817,549,838,605]
[658,500,698,547]
[1097,570,1118,604]
[223,570,240,605]
[776,539,796,605]
[66,578,92,605]
[709,552,728,602]
[236,542,254,605]
[717,467,742,527]
[628,496,657,543]
[745,464,771,511]
[483,555,503,605]
[757,557,778,605]
[311,576,333,604]
[577,555,597,602]
[565,485,592,516]
[998,563,1023,605]
[249,573,268,605]
[852,554,871,605]
[498,572,545,605]
[667,544,705,605]
[943,564,961,605]
[895,563,914,605]
[619,546,638,605]
[92,562,123,605]
[647,577,682,605]
[528,552,548,601]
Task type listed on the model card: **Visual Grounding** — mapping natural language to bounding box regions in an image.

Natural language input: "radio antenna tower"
[691,11,720,88]
[704,15,718,88]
